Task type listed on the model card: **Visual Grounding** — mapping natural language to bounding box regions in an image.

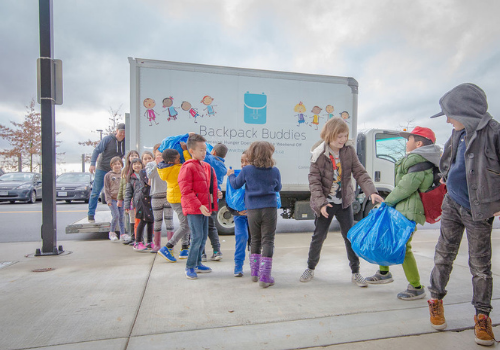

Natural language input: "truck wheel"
[214,199,235,235]
[363,194,386,218]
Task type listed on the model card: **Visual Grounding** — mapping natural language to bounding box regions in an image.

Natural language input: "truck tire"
[363,194,387,218]
[214,199,235,235]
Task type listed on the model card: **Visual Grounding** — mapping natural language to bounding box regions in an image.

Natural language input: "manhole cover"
[0,261,17,270]
[32,268,55,272]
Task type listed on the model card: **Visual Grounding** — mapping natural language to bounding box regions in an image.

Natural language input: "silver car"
[0,172,42,203]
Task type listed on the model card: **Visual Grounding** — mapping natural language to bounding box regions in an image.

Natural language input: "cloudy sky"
[1,0,500,171]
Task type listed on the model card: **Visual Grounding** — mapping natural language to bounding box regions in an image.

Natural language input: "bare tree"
[0,99,65,172]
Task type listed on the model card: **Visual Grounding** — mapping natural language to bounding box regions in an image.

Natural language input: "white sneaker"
[352,273,368,287]
[120,234,131,242]
[109,232,118,241]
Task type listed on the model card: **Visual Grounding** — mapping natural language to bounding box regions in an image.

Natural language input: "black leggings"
[136,220,153,244]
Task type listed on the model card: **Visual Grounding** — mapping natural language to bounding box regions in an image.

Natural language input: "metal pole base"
[35,245,64,256]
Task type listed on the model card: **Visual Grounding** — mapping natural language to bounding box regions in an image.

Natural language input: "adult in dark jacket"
[300,117,384,287]
[427,83,500,346]
[87,123,126,222]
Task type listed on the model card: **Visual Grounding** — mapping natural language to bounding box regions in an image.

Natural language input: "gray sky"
[1,0,500,171]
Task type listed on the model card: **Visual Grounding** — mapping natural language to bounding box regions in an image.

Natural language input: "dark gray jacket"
[441,114,500,221]
[91,134,125,172]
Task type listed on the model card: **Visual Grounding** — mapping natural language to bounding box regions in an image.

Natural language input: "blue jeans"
[186,214,209,269]
[88,169,107,217]
[109,199,125,236]
[234,215,249,264]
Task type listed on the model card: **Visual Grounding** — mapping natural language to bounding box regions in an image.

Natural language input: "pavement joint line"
[129,300,495,339]
[124,252,158,350]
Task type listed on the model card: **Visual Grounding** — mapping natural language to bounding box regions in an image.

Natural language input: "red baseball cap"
[400,126,436,144]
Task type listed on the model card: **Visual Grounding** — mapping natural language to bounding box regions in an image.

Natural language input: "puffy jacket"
[309,141,377,216]
[157,150,192,203]
[384,153,436,225]
[117,176,127,201]
[124,172,143,210]
[178,159,218,215]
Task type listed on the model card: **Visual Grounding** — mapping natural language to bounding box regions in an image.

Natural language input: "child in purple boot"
[227,141,281,288]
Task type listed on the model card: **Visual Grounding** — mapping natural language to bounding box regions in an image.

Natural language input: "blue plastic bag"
[225,169,281,211]
[158,133,213,163]
[347,203,416,266]
[226,170,246,211]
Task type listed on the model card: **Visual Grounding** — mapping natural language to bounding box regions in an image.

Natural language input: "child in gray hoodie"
[427,83,500,346]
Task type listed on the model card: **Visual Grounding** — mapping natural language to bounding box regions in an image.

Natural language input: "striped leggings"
[152,194,174,232]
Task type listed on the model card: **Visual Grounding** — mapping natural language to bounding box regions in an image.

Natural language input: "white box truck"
[66,58,406,234]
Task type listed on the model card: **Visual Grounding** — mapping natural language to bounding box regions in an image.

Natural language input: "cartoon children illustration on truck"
[181,101,201,123]
[325,105,335,120]
[162,97,178,121]
[294,102,307,126]
[340,111,350,120]
[143,98,159,126]
[201,95,217,117]
[310,106,323,130]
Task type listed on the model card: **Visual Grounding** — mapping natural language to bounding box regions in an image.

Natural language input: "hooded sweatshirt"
[91,134,125,172]
[436,83,500,220]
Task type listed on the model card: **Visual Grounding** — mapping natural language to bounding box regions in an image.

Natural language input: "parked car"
[0,172,42,203]
[56,172,93,203]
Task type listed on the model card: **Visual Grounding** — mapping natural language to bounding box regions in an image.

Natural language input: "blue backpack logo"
[244,92,267,124]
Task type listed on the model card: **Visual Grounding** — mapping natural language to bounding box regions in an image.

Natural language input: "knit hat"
[400,126,436,144]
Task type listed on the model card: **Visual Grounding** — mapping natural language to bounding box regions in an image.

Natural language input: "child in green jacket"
[365,126,441,301]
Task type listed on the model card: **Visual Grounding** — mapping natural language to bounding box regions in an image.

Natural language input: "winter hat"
[400,126,436,144]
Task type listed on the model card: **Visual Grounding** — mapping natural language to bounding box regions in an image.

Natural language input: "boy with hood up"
[365,127,442,301]
[427,83,500,346]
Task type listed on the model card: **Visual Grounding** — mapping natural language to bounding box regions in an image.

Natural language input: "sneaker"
[210,251,223,261]
[352,273,368,287]
[109,232,118,241]
[123,238,134,245]
[145,242,152,249]
[234,262,243,277]
[133,242,148,252]
[120,234,131,242]
[397,284,426,301]
[88,215,95,223]
[157,246,177,262]
[300,268,314,282]
[475,314,496,346]
[365,270,394,284]
[428,299,447,330]
[128,240,136,246]
[201,254,207,262]
[150,243,159,253]
[179,249,189,259]
[195,264,212,273]
[185,268,198,280]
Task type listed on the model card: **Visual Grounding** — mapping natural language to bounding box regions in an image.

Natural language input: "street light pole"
[96,129,103,141]
[36,0,63,256]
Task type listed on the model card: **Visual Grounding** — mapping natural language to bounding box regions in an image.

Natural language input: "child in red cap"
[365,126,442,301]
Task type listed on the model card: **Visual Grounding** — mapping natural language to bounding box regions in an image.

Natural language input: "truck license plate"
[0,191,8,196]
[58,192,67,196]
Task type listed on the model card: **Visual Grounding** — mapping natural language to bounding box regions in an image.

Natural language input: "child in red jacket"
[178,134,219,280]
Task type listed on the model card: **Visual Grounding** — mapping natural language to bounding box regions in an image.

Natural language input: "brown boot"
[428,299,447,330]
[474,314,496,346]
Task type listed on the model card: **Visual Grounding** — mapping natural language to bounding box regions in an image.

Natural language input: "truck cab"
[353,129,406,220]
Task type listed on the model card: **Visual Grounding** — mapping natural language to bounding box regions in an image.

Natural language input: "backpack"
[407,161,447,224]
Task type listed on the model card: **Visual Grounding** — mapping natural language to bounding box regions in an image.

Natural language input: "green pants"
[379,233,421,288]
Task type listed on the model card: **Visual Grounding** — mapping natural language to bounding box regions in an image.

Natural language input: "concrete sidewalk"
[1,229,499,350]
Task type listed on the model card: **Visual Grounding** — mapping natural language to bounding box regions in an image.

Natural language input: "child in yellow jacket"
[156,142,192,262]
